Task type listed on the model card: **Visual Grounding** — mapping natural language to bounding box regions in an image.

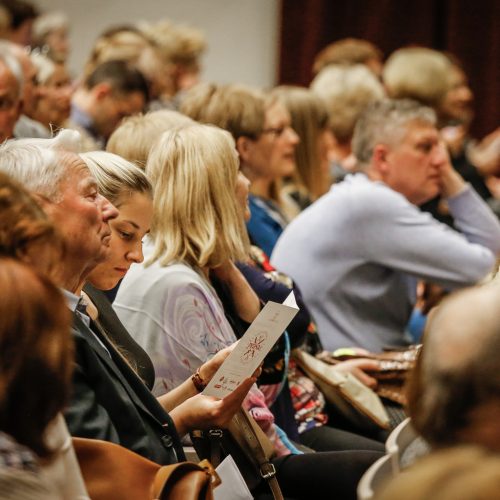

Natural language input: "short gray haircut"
[0,129,82,200]
[0,42,23,94]
[352,98,436,166]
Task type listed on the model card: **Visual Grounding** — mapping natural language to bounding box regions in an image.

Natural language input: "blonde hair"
[106,110,193,169]
[180,82,266,140]
[383,47,453,108]
[143,19,206,68]
[311,64,385,144]
[146,123,248,269]
[272,86,330,199]
[79,151,152,206]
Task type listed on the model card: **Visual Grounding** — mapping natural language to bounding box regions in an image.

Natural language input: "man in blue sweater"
[272,99,500,351]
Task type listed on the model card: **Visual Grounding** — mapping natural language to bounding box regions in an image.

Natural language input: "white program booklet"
[203,291,299,399]
[214,455,253,500]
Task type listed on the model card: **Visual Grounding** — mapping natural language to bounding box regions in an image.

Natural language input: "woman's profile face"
[235,171,251,222]
[88,191,153,290]
[243,102,299,183]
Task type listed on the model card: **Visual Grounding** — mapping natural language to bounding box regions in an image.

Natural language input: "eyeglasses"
[0,97,19,111]
[261,125,293,139]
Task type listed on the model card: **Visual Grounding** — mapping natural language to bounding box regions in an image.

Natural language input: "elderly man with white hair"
[272,99,500,352]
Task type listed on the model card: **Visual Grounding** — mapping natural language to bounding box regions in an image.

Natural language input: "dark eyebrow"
[122,219,140,230]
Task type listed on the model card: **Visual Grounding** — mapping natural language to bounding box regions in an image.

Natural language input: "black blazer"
[65,312,185,465]
[83,283,155,389]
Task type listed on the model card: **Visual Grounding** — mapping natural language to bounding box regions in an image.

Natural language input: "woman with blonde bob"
[114,124,383,499]
[115,124,258,394]
[106,109,193,169]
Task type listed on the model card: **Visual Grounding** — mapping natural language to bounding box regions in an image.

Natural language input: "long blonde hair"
[146,123,249,269]
[272,86,331,200]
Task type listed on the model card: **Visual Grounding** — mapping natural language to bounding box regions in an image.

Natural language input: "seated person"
[114,123,383,500]
[271,99,500,352]
[407,282,500,452]
[181,83,299,256]
[0,171,89,499]
[0,132,254,467]
[68,60,149,150]
[377,445,500,500]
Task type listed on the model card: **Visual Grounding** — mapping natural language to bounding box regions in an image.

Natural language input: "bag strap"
[234,410,284,500]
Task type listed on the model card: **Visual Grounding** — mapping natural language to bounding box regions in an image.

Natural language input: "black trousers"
[254,449,383,500]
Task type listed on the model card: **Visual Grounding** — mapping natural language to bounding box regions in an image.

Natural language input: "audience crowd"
[0,1,499,499]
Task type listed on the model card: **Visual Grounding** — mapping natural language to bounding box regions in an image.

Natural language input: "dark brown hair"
[0,171,63,275]
[0,258,73,458]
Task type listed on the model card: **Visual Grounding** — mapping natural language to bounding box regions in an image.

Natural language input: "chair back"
[386,417,429,473]
[357,453,393,500]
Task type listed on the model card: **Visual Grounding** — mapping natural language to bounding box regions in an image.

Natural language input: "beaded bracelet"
[191,367,207,392]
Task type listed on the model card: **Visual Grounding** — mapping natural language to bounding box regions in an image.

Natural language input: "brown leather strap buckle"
[260,462,277,480]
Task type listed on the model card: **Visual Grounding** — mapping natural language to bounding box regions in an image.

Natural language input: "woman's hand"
[199,343,238,383]
[332,359,380,389]
[169,376,256,436]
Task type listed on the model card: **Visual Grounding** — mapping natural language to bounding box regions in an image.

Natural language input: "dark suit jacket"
[83,284,155,389]
[65,312,185,465]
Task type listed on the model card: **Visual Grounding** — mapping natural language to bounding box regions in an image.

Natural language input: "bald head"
[424,285,500,372]
[409,284,500,451]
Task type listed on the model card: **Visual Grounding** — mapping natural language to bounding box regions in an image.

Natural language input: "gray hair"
[0,129,82,200]
[80,151,152,205]
[0,42,23,94]
[352,98,436,166]
[30,52,56,85]
[32,11,69,42]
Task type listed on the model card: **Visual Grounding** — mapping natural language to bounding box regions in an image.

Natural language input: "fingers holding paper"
[169,376,255,436]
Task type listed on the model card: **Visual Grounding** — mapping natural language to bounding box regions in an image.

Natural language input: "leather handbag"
[191,408,284,500]
[319,345,421,405]
[73,437,218,500]
[293,349,391,431]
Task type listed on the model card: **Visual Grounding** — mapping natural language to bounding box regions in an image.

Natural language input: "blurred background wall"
[279,0,499,138]
[38,0,498,138]
[37,0,279,88]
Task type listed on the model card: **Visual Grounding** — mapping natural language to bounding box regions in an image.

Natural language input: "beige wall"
[37,0,279,88]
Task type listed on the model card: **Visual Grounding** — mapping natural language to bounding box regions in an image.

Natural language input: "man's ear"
[372,144,390,175]
[236,136,253,164]
[91,82,113,101]
[31,192,55,214]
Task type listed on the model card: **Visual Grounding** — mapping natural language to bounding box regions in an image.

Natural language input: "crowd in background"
[0,0,499,499]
